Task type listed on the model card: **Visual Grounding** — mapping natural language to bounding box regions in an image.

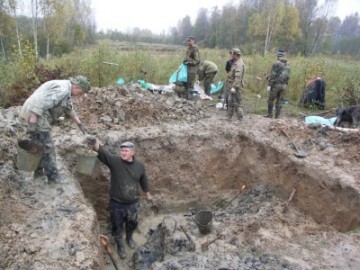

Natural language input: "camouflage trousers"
[186,72,197,90]
[109,198,139,241]
[226,89,244,120]
[268,83,287,108]
[29,131,58,180]
[203,71,217,95]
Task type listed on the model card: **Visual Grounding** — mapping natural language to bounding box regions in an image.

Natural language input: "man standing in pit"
[89,139,153,259]
[183,36,200,99]
[225,48,245,122]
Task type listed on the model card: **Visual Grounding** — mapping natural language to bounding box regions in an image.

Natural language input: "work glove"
[267,86,271,92]
[27,122,37,135]
[78,123,90,135]
[230,87,236,93]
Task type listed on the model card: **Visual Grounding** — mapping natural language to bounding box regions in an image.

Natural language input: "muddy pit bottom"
[92,185,360,270]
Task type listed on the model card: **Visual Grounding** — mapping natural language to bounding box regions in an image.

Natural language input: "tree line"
[0,0,359,61]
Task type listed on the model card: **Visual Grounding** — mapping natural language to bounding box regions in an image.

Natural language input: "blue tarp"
[169,64,188,83]
[305,116,337,126]
[210,81,224,95]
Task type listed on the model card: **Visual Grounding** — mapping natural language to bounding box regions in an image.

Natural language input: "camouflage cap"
[232,48,241,55]
[120,141,135,149]
[70,75,90,92]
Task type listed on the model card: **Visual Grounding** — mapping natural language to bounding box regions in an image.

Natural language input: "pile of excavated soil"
[0,85,359,269]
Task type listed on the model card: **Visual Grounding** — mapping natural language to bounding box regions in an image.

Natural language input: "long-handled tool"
[100,234,119,270]
[280,129,308,158]
[180,225,196,251]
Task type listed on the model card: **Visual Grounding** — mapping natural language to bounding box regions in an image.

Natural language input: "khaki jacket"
[19,80,77,131]
[226,57,245,89]
[184,45,200,73]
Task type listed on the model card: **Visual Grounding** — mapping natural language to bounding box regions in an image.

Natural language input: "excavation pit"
[1,87,360,270]
[72,123,360,270]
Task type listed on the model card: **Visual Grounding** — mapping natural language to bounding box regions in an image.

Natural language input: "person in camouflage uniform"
[18,76,91,183]
[183,36,200,99]
[198,60,218,96]
[264,49,291,118]
[225,48,245,122]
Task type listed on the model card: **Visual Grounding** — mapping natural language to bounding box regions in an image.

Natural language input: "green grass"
[1,40,359,111]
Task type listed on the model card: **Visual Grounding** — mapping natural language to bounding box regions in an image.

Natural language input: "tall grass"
[1,41,359,112]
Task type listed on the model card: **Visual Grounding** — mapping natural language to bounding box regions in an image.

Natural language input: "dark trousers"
[109,198,139,240]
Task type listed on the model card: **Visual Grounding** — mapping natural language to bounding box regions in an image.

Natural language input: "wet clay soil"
[0,85,360,269]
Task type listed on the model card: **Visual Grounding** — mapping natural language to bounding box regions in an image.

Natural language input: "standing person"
[198,60,218,96]
[225,48,245,122]
[264,49,290,118]
[18,76,91,183]
[183,36,200,99]
[89,139,153,260]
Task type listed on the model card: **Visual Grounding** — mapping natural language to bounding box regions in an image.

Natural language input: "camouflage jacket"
[199,60,218,74]
[19,80,77,131]
[226,57,245,89]
[268,59,290,86]
[184,45,200,73]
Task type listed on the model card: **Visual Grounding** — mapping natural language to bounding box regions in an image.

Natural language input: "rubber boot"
[264,103,273,118]
[275,106,282,119]
[237,107,244,122]
[126,229,136,249]
[115,236,126,259]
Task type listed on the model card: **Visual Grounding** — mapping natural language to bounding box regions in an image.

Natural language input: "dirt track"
[0,85,360,269]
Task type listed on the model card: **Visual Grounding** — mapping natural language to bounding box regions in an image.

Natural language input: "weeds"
[0,41,359,112]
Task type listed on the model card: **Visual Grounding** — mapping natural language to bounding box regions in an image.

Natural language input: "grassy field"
[1,41,359,114]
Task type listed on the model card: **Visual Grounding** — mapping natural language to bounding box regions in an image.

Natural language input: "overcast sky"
[91,0,360,34]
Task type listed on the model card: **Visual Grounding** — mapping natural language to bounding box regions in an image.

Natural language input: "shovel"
[100,234,119,270]
[280,129,308,158]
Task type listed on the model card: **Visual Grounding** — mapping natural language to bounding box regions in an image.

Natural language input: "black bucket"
[194,210,213,234]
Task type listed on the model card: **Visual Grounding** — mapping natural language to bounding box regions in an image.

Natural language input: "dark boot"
[126,229,136,249]
[115,236,126,259]
[264,103,273,118]
[34,167,44,178]
[275,106,282,118]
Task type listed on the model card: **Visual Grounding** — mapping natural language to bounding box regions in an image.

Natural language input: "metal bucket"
[194,210,213,235]
[74,150,98,175]
[17,146,42,171]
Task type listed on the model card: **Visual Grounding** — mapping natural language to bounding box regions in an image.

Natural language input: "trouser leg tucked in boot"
[125,212,138,249]
[126,228,136,249]
[275,106,282,118]
[264,102,273,118]
[114,235,126,259]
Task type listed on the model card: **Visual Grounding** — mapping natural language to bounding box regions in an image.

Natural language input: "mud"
[0,84,360,269]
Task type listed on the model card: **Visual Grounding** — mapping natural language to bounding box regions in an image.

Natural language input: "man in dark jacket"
[90,139,153,259]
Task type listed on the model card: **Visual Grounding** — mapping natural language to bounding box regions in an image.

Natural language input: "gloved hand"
[267,86,271,92]
[27,122,37,135]
[78,123,89,135]
[230,87,236,93]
